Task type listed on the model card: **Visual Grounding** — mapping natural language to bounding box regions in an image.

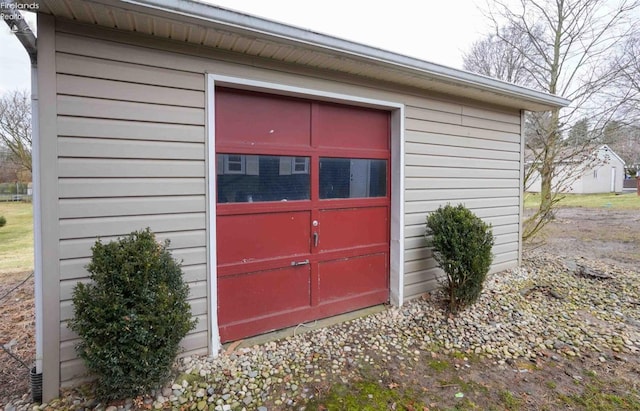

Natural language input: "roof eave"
[32,0,570,111]
[121,0,569,111]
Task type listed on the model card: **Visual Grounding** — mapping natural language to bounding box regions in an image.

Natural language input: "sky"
[0,0,493,94]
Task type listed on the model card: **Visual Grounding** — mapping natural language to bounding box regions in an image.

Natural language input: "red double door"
[215,88,390,342]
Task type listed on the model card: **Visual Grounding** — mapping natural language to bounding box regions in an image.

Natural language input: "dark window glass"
[320,158,387,199]
[217,154,310,203]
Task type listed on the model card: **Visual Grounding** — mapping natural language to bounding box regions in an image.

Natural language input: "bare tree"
[465,0,639,240]
[463,22,542,87]
[0,146,20,183]
[608,32,640,122]
[0,89,32,172]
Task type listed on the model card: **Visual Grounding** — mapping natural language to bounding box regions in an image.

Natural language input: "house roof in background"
[525,145,626,166]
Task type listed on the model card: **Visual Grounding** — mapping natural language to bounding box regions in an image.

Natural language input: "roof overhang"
[23,0,570,111]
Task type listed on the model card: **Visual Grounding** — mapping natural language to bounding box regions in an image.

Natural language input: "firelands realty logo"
[1,2,38,32]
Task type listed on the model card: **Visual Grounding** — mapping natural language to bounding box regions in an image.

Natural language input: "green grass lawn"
[0,202,33,275]
[525,192,640,209]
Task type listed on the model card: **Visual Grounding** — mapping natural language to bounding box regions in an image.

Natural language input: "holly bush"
[426,204,494,313]
[69,228,196,400]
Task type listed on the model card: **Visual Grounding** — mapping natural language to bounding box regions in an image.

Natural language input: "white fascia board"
[119,0,570,111]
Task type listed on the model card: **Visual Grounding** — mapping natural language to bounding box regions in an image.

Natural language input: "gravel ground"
[5,250,639,411]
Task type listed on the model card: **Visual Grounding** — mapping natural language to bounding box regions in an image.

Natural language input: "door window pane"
[319,158,387,199]
[217,154,310,203]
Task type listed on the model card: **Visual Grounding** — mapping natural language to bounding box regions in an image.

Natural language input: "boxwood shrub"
[69,228,196,400]
[425,204,494,313]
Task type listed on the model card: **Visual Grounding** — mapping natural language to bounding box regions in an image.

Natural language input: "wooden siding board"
[57,74,205,108]
[405,208,517,230]
[58,117,204,143]
[405,178,519,190]
[59,137,204,160]
[59,196,206,219]
[406,118,520,143]
[57,95,205,125]
[406,131,520,152]
[405,205,519,224]
[405,142,520,161]
[58,159,205,178]
[405,155,518,170]
[405,106,462,126]
[462,115,521,133]
[405,166,519,179]
[405,188,520,202]
[59,178,205,198]
[404,197,519,214]
[59,213,206,240]
[56,52,205,90]
[462,105,521,125]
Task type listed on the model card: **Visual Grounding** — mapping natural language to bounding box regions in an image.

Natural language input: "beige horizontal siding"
[405,178,519,190]
[406,106,520,134]
[402,99,522,301]
[404,197,519,215]
[406,142,520,161]
[406,118,520,143]
[59,159,205,178]
[59,196,206,219]
[50,21,526,388]
[59,178,205,198]
[57,74,204,108]
[57,95,204,125]
[55,27,210,387]
[56,52,205,90]
[406,166,519,180]
[58,117,204,143]
[406,131,519,152]
[58,137,205,160]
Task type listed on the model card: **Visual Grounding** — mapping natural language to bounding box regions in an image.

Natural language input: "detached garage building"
[20,0,568,400]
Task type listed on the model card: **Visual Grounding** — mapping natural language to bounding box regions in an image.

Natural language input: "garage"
[215,88,391,341]
[26,0,571,397]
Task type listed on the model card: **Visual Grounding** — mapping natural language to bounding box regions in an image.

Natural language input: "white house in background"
[527,145,626,194]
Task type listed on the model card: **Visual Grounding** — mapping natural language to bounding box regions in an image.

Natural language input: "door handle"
[291,259,310,266]
[313,232,319,247]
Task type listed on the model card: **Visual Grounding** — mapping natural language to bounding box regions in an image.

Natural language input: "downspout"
[2,0,42,402]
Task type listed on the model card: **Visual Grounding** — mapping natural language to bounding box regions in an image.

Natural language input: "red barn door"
[215,88,390,342]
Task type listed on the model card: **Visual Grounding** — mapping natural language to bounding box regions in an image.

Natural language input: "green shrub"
[69,228,196,400]
[425,204,494,313]
[0,216,5,228]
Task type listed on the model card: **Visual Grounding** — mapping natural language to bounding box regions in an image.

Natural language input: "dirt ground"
[528,208,640,270]
[1,208,640,409]
[0,270,34,406]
